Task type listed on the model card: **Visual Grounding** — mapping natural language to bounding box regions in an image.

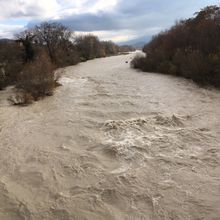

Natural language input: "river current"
[0,52,219,219]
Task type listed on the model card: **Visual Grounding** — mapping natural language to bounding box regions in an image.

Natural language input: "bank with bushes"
[131,6,220,87]
[0,22,134,104]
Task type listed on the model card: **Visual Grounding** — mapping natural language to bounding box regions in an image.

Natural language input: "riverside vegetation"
[0,22,134,105]
[131,6,220,87]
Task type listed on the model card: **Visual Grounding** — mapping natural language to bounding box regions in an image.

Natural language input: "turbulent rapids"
[0,52,220,220]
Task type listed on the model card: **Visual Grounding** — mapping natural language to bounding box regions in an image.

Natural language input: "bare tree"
[34,22,73,63]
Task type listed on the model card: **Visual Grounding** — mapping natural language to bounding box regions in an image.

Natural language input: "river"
[0,52,220,220]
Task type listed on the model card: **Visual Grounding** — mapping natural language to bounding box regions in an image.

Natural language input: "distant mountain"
[118,36,152,49]
[0,38,14,44]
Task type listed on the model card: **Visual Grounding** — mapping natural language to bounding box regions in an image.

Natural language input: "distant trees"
[75,35,102,60]
[132,5,220,87]
[75,35,130,61]
[101,41,119,56]
[119,45,135,53]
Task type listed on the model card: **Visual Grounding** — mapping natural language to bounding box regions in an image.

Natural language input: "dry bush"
[17,52,57,102]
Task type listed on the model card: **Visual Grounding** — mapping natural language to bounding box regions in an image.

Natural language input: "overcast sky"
[0,0,219,43]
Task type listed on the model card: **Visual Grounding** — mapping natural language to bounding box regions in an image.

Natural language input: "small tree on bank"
[9,51,57,105]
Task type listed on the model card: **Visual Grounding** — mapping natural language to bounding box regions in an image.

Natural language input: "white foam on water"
[59,77,88,85]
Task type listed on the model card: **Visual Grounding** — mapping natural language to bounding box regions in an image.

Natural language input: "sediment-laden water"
[0,52,220,220]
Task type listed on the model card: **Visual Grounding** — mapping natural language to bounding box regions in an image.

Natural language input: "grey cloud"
[59,12,121,31]
[52,0,218,30]
[27,0,220,42]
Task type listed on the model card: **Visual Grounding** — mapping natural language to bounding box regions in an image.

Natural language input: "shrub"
[17,52,57,101]
[75,36,121,60]
[130,55,146,69]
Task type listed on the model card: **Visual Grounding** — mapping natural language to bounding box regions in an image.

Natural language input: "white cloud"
[0,0,60,20]
[0,24,25,38]
[76,27,161,43]
[75,30,137,42]
[0,0,121,39]
[0,0,118,20]
[55,0,118,19]
[89,0,118,13]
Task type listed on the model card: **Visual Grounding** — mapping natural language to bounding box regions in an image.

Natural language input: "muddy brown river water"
[0,52,220,220]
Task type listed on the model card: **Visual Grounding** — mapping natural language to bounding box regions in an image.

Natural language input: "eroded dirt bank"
[0,53,220,220]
